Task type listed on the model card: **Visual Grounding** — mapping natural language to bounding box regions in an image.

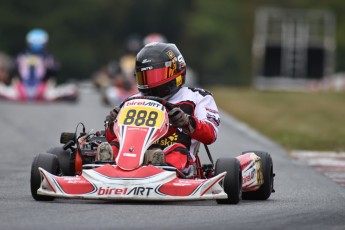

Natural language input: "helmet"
[135,42,186,98]
[26,29,49,53]
[143,33,167,46]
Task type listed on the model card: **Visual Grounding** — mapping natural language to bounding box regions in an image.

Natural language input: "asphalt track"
[0,85,345,230]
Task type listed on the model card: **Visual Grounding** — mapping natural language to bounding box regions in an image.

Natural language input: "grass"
[209,87,345,151]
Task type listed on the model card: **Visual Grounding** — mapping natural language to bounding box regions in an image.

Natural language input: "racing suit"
[105,86,221,171]
[14,50,59,83]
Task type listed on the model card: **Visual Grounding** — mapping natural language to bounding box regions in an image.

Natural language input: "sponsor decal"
[166,50,175,59]
[176,75,183,86]
[206,113,220,127]
[173,182,192,186]
[63,177,90,184]
[63,177,81,181]
[125,101,160,108]
[165,50,179,71]
[142,59,151,63]
[141,66,153,71]
[212,190,223,195]
[206,107,219,114]
[126,101,145,106]
[144,101,160,108]
[124,153,136,157]
[153,132,178,147]
[177,55,186,68]
[66,180,87,184]
[251,170,255,179]
[243,169,256,184]
[243,161,255,173]
[243,173,252,184]
[127,127,148,132]
[98,187,128,195]
[98,186,154,196]
[172,179,197,187]
[127,187,154,196]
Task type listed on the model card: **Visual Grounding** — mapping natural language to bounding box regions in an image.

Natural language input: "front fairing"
[37,165,227,201]
[114,99,169,170]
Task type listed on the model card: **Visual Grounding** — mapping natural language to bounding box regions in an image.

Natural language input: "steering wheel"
[119,96,174,111]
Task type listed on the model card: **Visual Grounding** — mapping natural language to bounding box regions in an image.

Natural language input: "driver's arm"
[189,117,218,145]
[168,93,220,145]
[190,94,219,145]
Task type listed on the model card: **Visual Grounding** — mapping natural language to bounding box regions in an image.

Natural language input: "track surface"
[1,87,345,230]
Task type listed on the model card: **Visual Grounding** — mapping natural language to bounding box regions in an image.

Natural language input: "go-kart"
[30,96,275,204]
[0,54,78,102]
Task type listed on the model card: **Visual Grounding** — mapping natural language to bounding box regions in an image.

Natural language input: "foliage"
[183,1,253,85]
[0,0,191,82]
[0,0,345,85]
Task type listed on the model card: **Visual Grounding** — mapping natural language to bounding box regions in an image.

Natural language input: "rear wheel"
[47,147,75,176]
[215,158,242,204]
[30,153,60,201]
[242,151,274,200]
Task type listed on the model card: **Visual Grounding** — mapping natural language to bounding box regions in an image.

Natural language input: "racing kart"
[30,96,275,204]
[0,54,78,102]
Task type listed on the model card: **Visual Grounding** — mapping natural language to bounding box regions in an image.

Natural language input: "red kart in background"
[30,96,275,204]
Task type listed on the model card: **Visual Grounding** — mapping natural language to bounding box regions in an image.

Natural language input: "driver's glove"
[168,107,195,134]
[105,106,120,127]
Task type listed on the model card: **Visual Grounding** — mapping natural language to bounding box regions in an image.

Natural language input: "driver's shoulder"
[184,87,213,98]
[169,86,212,104]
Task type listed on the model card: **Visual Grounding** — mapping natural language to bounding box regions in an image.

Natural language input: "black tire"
[242,151,274,200]
[30,153,60,201]
[47,147,75,176]
[215,158,242,204]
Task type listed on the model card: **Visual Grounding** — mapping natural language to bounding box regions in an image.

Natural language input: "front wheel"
[30,153,60,201]
[242,151,274,200]
[215,157,242,204]
[47,147,75,176]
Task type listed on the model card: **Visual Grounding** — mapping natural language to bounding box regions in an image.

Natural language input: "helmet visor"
[136,65,175,88]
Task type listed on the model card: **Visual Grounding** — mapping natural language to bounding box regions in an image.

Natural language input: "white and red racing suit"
[105,86,221,171]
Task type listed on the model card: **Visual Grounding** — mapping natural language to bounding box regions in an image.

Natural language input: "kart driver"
[102,42,220,173]
[14,28,59,83]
